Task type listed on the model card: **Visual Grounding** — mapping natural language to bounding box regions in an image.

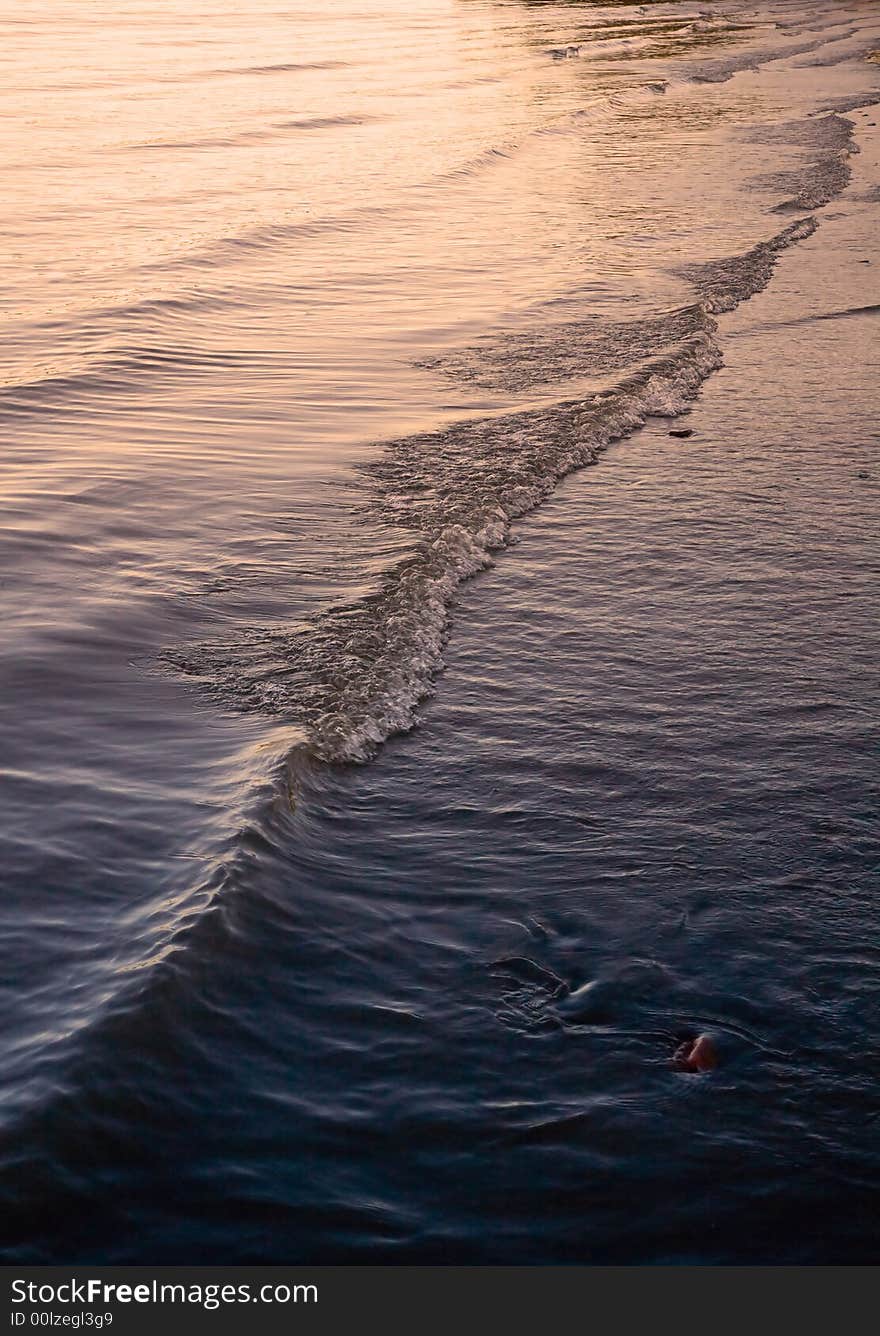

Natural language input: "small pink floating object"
[673,1033,718,1073]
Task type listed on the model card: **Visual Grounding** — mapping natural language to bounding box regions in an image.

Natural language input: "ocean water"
[1,0,878,1262]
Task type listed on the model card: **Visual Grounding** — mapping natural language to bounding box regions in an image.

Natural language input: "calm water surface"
[1,0,879,1261]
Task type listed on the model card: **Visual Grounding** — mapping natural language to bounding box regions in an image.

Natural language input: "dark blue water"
[5,200,880,1262]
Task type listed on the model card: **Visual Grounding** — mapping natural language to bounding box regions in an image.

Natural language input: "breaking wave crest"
[675,217,818,313]
[164,218,819,764]
[745,112,857,212]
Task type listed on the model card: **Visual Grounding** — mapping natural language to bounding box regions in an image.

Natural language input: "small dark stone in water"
[673,1033,718,1073]
[857,471,870,479]
[669,429,694,438]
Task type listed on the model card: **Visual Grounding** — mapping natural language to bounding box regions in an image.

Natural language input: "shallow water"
[1,0,879,1262]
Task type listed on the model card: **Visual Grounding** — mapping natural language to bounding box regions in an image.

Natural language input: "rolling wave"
[127,115,376,153]
[171,59,347,83]
[279,114,374,131]
[163,218,820,766]
[0,344,251,422]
